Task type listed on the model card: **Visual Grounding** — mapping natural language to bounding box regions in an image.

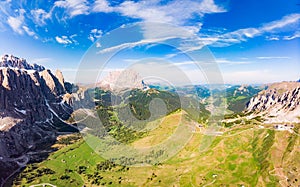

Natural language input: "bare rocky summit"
[246,81,300,123]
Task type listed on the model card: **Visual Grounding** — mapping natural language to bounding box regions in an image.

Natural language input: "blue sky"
[0,0,299,84]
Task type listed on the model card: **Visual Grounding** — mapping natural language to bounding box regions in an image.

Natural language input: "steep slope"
[246,82,300,123]
[0,55,76,186]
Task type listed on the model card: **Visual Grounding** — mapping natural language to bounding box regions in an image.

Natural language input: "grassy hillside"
[13,117,300,186]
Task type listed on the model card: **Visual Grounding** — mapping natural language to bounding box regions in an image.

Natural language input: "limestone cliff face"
[246,82,300,123]
[0,55,76,185]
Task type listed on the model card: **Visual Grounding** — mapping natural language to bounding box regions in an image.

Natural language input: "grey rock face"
[0,55,76,186]
[246,82,300,122]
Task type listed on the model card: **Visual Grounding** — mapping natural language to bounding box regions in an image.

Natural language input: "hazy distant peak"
[97,69,148,92]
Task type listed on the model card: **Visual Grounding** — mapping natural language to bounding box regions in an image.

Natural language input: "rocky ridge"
[0,54,45,71]
[246,81,300,123]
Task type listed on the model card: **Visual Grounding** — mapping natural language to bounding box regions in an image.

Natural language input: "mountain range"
[0,55,299,186]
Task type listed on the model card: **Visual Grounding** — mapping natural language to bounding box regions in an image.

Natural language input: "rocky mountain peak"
[246,81,300,123]
[39,69,65,96]
[0,54,45,71]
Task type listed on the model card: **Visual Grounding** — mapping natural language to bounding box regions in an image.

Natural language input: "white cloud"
[22,26,35,36]
[96,42,101,48]
[2,0,225,45]
[96,12,299,57]
[7,17,23,34]
[30,9,52,25]
[215,58,249,65]
[6,9,38,39]
[257,56,290,60]
[224,13,300,41]
[173,61,196,66]
[266,36,280,41]
[114,0,225,25]
[283,31,300,40]
[198,13,300,48]
[171,59,249,66]
[88,28,103,42]
[116,1,172,23]
[262,14,300,32]
[55,35,72,44]
[54,0,89,17]
[92,0,113,13]
[97,36,175,54]
[7,9,25,35]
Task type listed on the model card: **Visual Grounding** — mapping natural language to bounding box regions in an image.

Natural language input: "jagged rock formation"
[0,55,76,186]
[246,82,300,123]
[97,69,148,92]
[0,54,45,71]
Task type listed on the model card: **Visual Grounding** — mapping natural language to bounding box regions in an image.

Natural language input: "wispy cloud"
[173,61,196,66]
[1,0,298,50]
[114,0,225,25]
[7,9,25,35]
[31,57,52,64]
[265,36,280,41]
[54,0,89,18]
[228,13,300,40]
[215,58,249,65]
[257,56,291,60]
[195,13,300,49]
[262,14,300,32]
[22,26,38,39]
[1,0,226,46]
[90,0,225,37]
[97,36,175,54]
[6,9,38,39]
[30,9,52,26]
[283,31,300,40]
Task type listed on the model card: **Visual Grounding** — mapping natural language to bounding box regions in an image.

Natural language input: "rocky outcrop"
[246,82,300,123]
[55,69,65,90]
[0,55,76,186]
